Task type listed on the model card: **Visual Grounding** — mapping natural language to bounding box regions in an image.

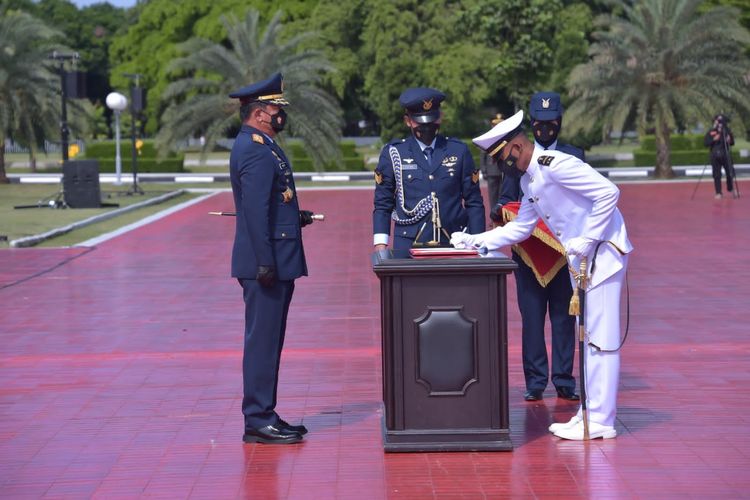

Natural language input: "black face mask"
[413,123,439,145]
[263,108,287,132]
[532,119,561,148]
[499,145,524,178]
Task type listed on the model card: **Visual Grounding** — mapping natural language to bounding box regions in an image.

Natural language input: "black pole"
[130,97,138,192]
[59,61,69,162]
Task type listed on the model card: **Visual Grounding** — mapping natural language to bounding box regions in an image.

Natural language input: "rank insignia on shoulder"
[538,155,554,166]
[472,170,480,184]
[252,134,264,144]
[282,187,294,203]
[374,171,383,185]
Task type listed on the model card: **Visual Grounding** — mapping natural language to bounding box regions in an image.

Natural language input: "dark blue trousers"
[239,278,295,429]
[512,251,576,392]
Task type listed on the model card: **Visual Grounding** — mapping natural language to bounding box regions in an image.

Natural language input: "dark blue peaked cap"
[399,87,445,124]
[529,91,563,121]
[229,73,289,106]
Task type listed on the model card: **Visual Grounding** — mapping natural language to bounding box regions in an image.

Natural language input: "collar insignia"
[252,134,264,144]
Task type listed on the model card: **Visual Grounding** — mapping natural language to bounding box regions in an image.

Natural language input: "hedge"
[83,139,184,173]
[639,134,708,151]
[290,157,364,172]
[93,158,185,173]
[633,150,740,166]
[286,140,365,171]
[85,139,181,159]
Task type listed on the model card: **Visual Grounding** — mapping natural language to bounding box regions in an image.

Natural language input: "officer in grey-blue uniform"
[373,87,485,250]
[493,92,584,402]
[229,73,314,444]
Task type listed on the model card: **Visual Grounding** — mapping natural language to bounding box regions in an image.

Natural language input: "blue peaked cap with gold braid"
[229,73,289,106]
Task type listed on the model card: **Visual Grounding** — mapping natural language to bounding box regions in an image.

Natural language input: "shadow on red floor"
[1,180,749,498]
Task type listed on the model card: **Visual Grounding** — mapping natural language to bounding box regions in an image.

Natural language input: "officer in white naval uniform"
[452,110,633,440]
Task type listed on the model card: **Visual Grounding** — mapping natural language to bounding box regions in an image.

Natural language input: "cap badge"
[542,98,551,109]
[422,98,433,111]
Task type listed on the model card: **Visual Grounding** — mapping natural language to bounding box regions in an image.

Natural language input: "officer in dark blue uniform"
[373,87,485,250]
[229,73,315,444]
[492,91,584,402]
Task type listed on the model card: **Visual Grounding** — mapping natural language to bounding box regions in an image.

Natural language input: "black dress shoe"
[243,424,303,444]
[556,386,580,401]
[524,389,544,401]
[278,418,308,436]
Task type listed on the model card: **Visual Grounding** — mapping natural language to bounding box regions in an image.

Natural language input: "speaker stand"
[126,182,144,196]
[14,187,69,210]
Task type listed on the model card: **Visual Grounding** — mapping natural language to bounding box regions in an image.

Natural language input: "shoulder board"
[252,134,265,144]
[537,155,555,166]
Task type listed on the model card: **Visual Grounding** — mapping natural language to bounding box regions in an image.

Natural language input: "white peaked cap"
[472,110,524,157]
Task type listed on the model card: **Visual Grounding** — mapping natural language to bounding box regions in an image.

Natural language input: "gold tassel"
[569,287,580,316]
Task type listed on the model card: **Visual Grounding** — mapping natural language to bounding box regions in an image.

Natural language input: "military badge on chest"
[441,155,458,176]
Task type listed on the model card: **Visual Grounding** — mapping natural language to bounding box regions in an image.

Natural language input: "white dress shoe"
[548,415,582,433]
[553,421,616,440]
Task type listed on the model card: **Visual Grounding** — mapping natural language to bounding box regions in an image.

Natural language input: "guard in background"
[373,87,485,250]
[492,92,584,402]
[480,113,504,221]
[704,114,736,199]
[229,73,315,444]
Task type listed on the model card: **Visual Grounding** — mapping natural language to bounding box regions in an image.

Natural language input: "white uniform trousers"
[575,254,628,427]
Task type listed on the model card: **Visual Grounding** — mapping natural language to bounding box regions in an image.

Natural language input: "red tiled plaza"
[1,180,749,498]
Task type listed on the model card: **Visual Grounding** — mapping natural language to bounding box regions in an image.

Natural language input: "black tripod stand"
[14,182,69,209]
[722,125,740,199]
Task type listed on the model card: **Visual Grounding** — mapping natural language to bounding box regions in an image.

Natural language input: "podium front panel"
[373,251,516,452]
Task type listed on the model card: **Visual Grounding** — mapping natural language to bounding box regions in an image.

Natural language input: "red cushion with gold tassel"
[500,202,567,287]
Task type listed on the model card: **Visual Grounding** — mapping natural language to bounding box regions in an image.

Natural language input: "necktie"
[424,147,433,164]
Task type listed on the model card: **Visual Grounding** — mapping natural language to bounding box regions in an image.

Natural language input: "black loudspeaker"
[65,71,87,99]
[63,160,101,208]
[131,87,146,113]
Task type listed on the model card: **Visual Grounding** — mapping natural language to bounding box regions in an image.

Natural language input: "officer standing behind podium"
[229,73,314,444]
[373,87,485,250]
[480,113,504,218]
[492,92,584,403]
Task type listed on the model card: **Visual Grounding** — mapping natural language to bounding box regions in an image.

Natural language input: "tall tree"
[109,0,314,136]
[0,9,61,181]
[566,0,750,178]
[156,10,343,170]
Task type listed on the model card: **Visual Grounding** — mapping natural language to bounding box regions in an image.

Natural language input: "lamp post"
[106,92,128,185]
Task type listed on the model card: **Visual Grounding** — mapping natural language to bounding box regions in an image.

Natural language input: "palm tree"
[157,9,343,170]
[565,0,750,178]
[0,10,61,182]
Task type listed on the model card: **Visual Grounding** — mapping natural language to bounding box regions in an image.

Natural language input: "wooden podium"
[372,249,517,452]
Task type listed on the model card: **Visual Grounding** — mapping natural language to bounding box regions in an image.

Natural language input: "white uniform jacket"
[476,149,633,289]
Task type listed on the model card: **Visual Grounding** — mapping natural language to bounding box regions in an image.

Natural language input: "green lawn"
[0,183,201,248]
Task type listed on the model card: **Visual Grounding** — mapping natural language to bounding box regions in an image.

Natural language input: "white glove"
[451,231,481,249]
[565,236,596,257]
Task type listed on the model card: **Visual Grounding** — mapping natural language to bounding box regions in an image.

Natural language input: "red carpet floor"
[1,180,749,498]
